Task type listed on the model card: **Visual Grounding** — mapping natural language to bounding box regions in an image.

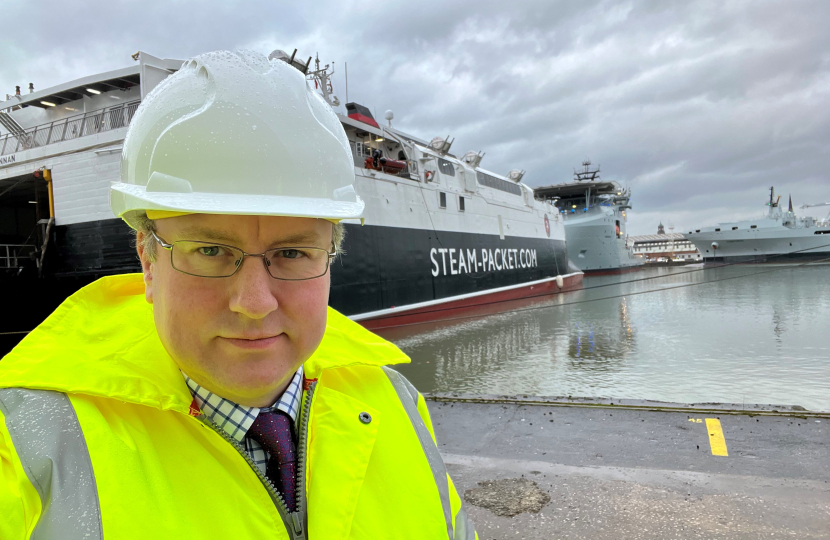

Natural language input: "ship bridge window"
[715,228,721,232]
[732,226,738,230]
[439,192,447,209]
[438,158,455,177]
[750,225,757,229]
[459,196,465,212]
[815,230,830,235]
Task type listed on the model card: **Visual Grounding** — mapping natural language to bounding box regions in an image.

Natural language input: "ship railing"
[0,244,37,269]
[0,100,140,156]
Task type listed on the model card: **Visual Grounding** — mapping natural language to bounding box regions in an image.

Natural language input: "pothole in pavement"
[464,478,551,517]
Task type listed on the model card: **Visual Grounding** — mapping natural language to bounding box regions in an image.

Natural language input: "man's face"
[138,214,333,407]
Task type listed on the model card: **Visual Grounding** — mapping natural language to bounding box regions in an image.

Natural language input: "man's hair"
[134,212,346,263]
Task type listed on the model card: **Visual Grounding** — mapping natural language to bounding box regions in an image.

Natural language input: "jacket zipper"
[294,380,316,538]
[195,380,317,540]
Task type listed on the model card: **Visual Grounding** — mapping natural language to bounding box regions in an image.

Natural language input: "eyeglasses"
[151,232,336,280]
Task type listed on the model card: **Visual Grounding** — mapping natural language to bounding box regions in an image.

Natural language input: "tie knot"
[248,409,295,460]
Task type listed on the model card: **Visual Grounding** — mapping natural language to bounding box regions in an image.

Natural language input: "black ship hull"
[331,223,569,316]
[2,218,569,353]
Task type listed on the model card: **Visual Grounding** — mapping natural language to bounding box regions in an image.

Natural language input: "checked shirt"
[183,367,303,475]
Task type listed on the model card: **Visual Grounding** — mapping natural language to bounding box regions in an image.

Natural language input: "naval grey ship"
[687,187,830,264]
[535,161,644,272]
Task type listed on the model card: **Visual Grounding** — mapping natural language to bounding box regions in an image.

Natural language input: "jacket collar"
[0,274,409,414]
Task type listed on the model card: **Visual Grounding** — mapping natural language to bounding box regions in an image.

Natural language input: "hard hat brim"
[111,182,364,229]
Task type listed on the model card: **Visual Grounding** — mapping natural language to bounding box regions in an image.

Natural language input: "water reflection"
[388,265,830,411]
[390,311,546,395]
[771,307,784,345]
[569,298,635,363]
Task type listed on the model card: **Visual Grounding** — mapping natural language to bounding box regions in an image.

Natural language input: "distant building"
[630,224,701,262]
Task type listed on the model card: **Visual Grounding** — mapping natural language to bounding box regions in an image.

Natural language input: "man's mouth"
[218,334,285,350]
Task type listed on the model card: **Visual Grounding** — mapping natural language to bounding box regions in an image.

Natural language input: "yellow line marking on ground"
[705,418,728,456]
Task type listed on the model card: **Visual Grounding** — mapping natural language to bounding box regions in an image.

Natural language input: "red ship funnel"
[346,102,380,128]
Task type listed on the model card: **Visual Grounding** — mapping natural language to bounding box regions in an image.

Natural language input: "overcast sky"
[2,0,828,235]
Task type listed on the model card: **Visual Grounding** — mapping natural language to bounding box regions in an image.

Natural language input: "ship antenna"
[304,52,340,108]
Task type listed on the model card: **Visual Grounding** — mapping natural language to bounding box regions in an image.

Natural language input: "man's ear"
[136,231,154,304]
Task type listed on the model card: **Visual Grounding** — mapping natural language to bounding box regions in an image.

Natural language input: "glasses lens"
[171,241,244,277]
[265,247,331,280]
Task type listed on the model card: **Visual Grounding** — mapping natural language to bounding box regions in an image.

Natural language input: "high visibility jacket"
[0,274,476,540]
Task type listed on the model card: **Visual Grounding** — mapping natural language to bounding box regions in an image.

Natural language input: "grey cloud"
[1,0,828,235]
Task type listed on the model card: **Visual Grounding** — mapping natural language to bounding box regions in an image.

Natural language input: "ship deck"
[534,181,619,199]
[429,395,829,538]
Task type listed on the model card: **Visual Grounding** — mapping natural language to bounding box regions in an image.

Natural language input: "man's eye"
[280,249,303,259]
[198,246,223,257]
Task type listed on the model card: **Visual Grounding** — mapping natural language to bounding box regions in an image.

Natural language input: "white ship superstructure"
[687,187,830,264]
[534,161,643,272]
[0,49,579,332]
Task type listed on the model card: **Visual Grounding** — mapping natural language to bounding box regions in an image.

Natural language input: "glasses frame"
[151,231,337,281]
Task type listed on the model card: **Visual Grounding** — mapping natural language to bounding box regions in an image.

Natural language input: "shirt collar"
[183,366,304,443]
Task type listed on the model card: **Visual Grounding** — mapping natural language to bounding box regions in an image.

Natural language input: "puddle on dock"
[383,265,830,411]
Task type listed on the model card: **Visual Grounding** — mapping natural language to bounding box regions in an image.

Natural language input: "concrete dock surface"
[428,395,830,539]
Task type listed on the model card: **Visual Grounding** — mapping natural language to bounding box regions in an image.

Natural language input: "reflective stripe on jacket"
[0,274,476,540]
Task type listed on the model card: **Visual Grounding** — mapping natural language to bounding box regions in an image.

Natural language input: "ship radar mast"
[768,186,782,218]
[270,49,341,108]
[574,159,600,182]
[306,53,340,108]
[768,186,782,207]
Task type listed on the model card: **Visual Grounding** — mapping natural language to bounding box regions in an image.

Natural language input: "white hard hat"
[111,49,363,228]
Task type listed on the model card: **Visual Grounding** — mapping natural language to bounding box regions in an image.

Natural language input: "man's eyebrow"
[269,231,326,247]
[174,227,325,247]
[176,227,241,244]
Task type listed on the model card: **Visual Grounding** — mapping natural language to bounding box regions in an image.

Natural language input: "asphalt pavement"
[429,395,830,539]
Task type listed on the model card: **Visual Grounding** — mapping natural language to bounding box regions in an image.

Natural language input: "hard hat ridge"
[112,49,363,229]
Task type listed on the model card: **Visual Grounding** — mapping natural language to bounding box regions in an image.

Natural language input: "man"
[0,50,476,539]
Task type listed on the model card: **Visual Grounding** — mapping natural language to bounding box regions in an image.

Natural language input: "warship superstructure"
[687,187,830,264]
[534,161,643,272]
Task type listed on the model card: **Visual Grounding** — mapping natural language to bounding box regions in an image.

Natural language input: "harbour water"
[387,264,830,411]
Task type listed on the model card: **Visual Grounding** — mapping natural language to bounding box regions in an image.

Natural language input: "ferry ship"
[687,187,830,264]
[0,49,581,337]
[534,161,643,272]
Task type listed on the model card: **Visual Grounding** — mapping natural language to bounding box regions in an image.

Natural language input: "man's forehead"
[158,214,330,245]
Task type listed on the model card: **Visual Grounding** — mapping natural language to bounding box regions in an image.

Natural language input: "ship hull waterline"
[353,272,584,331]
[691,232,830,266]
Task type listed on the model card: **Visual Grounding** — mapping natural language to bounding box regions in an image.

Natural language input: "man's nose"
[228,256,279,319]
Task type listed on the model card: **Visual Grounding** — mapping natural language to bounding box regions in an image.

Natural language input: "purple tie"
[247,409,298,512]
